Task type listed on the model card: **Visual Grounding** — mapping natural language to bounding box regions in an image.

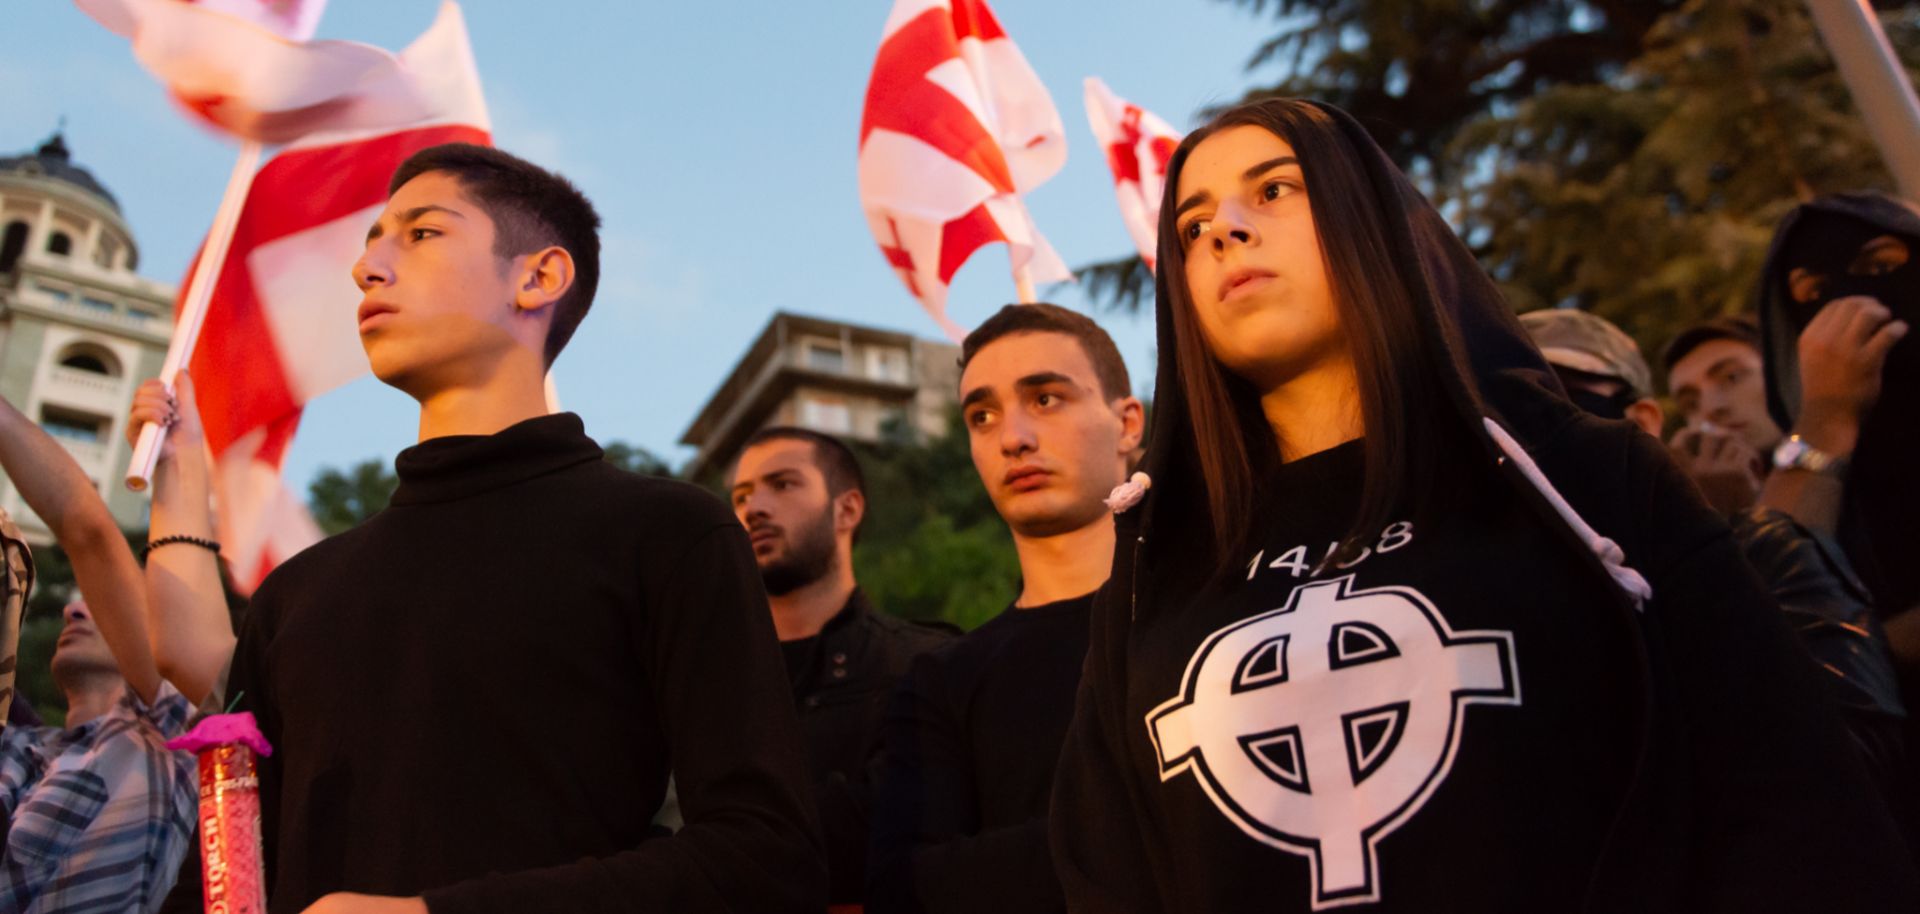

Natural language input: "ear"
[1112,395,1147,455]
[1626,398,1664,440]
[513,246,576,315]
[833,488,866,538]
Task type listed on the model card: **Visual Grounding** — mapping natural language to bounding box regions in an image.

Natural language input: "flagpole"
[1808,0,1920,201]
[126,140,264,492]
[1014,265,1037,305]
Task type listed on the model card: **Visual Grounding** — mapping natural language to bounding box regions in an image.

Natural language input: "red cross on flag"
[859,0,1072,340]
[84,1,491,591]
[1084,77,1181,271]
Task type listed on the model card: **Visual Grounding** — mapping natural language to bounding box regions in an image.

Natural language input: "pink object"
[167,714,274,913]
[1083,78,1181,271]
[166,712,273,757]
[859,0,1072,337]
[194,745,267,913]
[1104,471,1151,514]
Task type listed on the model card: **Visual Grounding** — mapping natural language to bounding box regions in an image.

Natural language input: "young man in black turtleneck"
[223,144,823,914]
[729,427,952,904]
[867,304,1143,913]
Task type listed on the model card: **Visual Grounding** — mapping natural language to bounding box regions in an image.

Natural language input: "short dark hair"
[739,426,867,499]
[388,143,602,365]
[1660,314,1761,377]
[960,303,1131,400]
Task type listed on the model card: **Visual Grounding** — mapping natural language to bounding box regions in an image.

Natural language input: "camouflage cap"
[0,506,32,729]
[1518,309,1654,400]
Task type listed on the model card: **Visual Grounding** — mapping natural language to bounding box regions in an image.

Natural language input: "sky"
[3,0,1274,490]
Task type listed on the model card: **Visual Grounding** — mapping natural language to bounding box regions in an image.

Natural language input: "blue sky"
[4,1,1271,489]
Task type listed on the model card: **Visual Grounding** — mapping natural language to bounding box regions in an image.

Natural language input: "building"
[0,132,176,542]
[680,311,961,480]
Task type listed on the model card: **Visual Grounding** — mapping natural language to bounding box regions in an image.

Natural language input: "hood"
[1132,101,1566,538]
[1124,100,1654,612]
[1756,192,1920,430]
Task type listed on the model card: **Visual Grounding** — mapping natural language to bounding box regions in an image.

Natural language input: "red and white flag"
[1084,77,1180,271]
[79,0,440,145]
[859,0,1071,340]
[186,0,327,41]
[151,3,490,590]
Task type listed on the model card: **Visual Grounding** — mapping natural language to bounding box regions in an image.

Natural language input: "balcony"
[43,365,127,414]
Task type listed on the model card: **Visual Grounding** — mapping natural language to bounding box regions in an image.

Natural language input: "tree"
[1085,0,1920,368]
[1082,0,1689,312]
[1452,0,1920,350]
[848,411,1022,631]
[602,441,677,477]
[307,459,399,536]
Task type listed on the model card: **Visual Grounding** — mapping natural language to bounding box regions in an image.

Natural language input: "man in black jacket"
[730,426,952,904]
[225,144,823,914]
[1524,308,1904,790]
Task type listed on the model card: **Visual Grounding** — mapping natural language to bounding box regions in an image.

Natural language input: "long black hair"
[1155,99,1460,574]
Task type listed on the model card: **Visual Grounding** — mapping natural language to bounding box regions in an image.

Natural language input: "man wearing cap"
[1520,309,1664,437]
[1524,309,1905,796]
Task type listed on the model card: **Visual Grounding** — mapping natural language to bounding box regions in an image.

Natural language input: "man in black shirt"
[729,426,951,904]
[226,144,823,914]
[867,304,1143,913]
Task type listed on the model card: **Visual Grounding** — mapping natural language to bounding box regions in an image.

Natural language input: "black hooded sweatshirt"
[227,414,824,913]
[1048,104,1919,913]
[1757,193,1920,619]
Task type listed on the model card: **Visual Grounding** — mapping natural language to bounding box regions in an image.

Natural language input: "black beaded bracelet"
[143,535,221,559]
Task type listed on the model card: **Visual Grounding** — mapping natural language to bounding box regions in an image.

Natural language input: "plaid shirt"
[0,682,197,913]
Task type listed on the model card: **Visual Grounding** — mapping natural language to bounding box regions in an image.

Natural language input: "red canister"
[168,712,273,914]
[196,744,266,913]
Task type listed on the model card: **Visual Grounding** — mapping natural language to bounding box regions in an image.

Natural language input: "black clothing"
[1082,440,1637,911]
[1052,102,1918,913]
[784,589,953,904]
[1729,507,1906,789]
[1758,194,1920,617]
[228,413,824,913]
[868,593,1093,914]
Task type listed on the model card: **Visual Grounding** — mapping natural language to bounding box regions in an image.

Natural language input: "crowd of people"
[2,96,1919,912]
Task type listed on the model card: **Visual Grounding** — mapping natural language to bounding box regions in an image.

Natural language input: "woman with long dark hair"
[1047,99,1916,912]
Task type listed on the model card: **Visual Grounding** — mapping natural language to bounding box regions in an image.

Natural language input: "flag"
[78,0,437,144]
[179,2,491,590]
[187,0,327,41]
[858,0,1071,339]
[1083,77,1180,271]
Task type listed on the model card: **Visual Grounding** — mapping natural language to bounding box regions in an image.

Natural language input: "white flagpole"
[125,140,264,492]
[1808,0,1920,201]
[1014,265,1037,304]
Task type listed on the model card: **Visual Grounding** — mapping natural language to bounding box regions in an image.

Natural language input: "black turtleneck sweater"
[227,414,824,913]
[867,593,1094,914]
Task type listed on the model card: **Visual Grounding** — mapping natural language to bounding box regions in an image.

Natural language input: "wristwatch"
[1771,434,1847,476]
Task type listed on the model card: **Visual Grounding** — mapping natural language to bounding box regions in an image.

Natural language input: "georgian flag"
[858,0,1072,340]
[78,0,442,145]
[1083,77,1180,271]
[100,2,492,590]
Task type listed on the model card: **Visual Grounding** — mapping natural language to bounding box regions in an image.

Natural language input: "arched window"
[56,343,120,377]
[47,232,72,256]
[0,222,26,273]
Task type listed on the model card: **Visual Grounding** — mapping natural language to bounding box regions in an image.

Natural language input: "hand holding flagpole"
[126,141,262,492]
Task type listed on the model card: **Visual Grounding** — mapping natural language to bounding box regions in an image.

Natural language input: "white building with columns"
[0,132,175,542]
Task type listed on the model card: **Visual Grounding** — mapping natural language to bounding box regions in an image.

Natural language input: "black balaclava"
[1759,194,1920,615]
[1779,210,1920,333]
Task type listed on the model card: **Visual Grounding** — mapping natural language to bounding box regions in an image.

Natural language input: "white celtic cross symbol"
[1148,575,1519,910]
